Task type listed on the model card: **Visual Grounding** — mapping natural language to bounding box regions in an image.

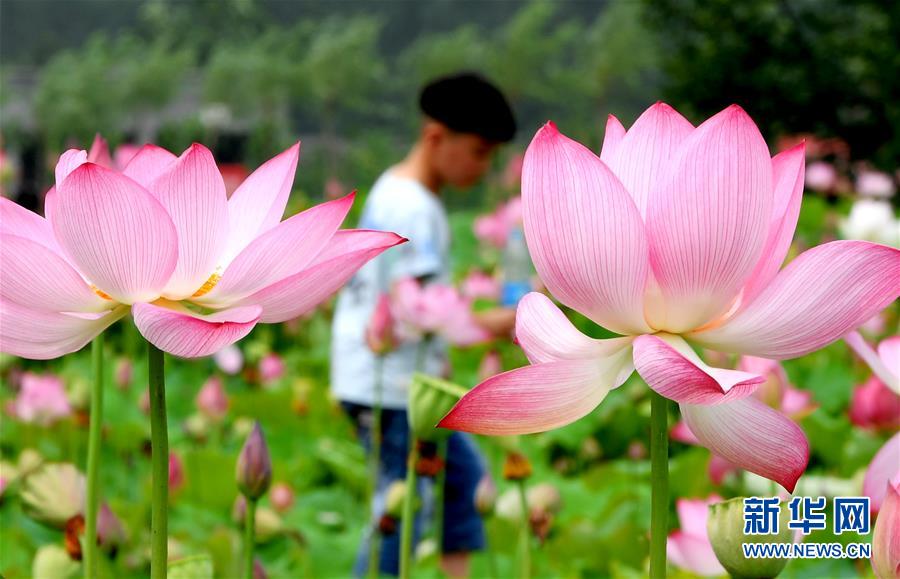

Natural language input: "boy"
[331,72,517,577]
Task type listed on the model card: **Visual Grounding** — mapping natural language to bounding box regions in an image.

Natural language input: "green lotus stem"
[399,440,419,579]
[517,479,530,579]
[244,497,257,579]
[649,391,669,578]
[148,342,168,579]
[83,334,104,579]
[368,356,384,579]
[433,437,448,552]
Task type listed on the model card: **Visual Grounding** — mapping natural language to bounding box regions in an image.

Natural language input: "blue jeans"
[342,402,486,576]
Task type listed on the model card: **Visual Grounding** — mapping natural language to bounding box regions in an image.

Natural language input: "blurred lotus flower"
[196,376,229,421]
[707,497,793,578]
[845,333,900,395]
[253,558,268,579]
[667,496,725,577]
[474,197,522,248]
[864,433,900,514]
[365,293,396,354]
[1,142,405,359]
[527,483,562,515]
[21,463,85,528]
[183,413,211,441]
[477,350,503,382]
[461,270,501,301]
[139,388,151,415]
[258,353,285,384]
[18,448,44,476]
[441,103,900,492]
[269,482,295,513]
[324,176,347,200]
[850,377,900,431]
[32,544,80,578]
[495,488,523,522]
[840,199,900,247]
[872,483,900,579]
[804,161,837,192]
[737,356,817,419]
[474,475,497,516]
[857,169,897,199]
[501,153,525,190]
[236,422,272,500]
[169,452,185,494]
[392,278,490,346]
[12,372,71,425]
[214,344,244,375]
[114,357,132,389]
[97,502,127,551]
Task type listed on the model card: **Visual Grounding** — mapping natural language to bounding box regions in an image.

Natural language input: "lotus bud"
[97,502,127,552]
[114,358,132,390]
[169,452,185,494]
[254,506,284,543]
[495,488,523,522]
[236,422,272,500]
[415,537,439,562]
[474,475,497,516]
[503,451,532,481]
[21,463,85,529]
[707,497,793,578]
[184,413,211,442]
[527,483,562,515]
[872,484,900,579]
[366,294,397,354]
[409,374,467,442]
[259,353,285,384]
[214,344,244,375]
[253,558,268,579]
[196,376,229,421]
[139,389,151,415]
[270,482,295,513]
[384,480,407,518]
[32,544,80,578]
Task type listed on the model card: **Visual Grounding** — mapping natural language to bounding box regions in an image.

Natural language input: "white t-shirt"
[330,170,451,409]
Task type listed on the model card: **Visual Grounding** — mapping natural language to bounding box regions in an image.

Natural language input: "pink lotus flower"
[12,372,71,425]
[169,452,185,494]
[850,377,900,431]
[845,333,900,395]
[671,357,815,485]
[666,496,725,576]
[440,103,900,491]
[473,197,522,248]
[461,270,501,301]
[872,482,900,579]
[213,344,244,375]
[1,142,405,359]
[270,482,295,513]
[196,376,229,421]
[856,169,896,199]
[392,278,490,346]
[259,353,285,383]
[365,293,396,354]
[864,433,900,514]
[805,161,837,192]
[114,358,132,389]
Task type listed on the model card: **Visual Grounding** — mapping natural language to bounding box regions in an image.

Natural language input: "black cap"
[419,72,516,143]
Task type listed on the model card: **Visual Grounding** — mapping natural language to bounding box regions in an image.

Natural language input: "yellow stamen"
[192,272,222,298]
[90,285,113,301]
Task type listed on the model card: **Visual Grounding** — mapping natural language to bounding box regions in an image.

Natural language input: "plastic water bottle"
[500,227,532,307]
